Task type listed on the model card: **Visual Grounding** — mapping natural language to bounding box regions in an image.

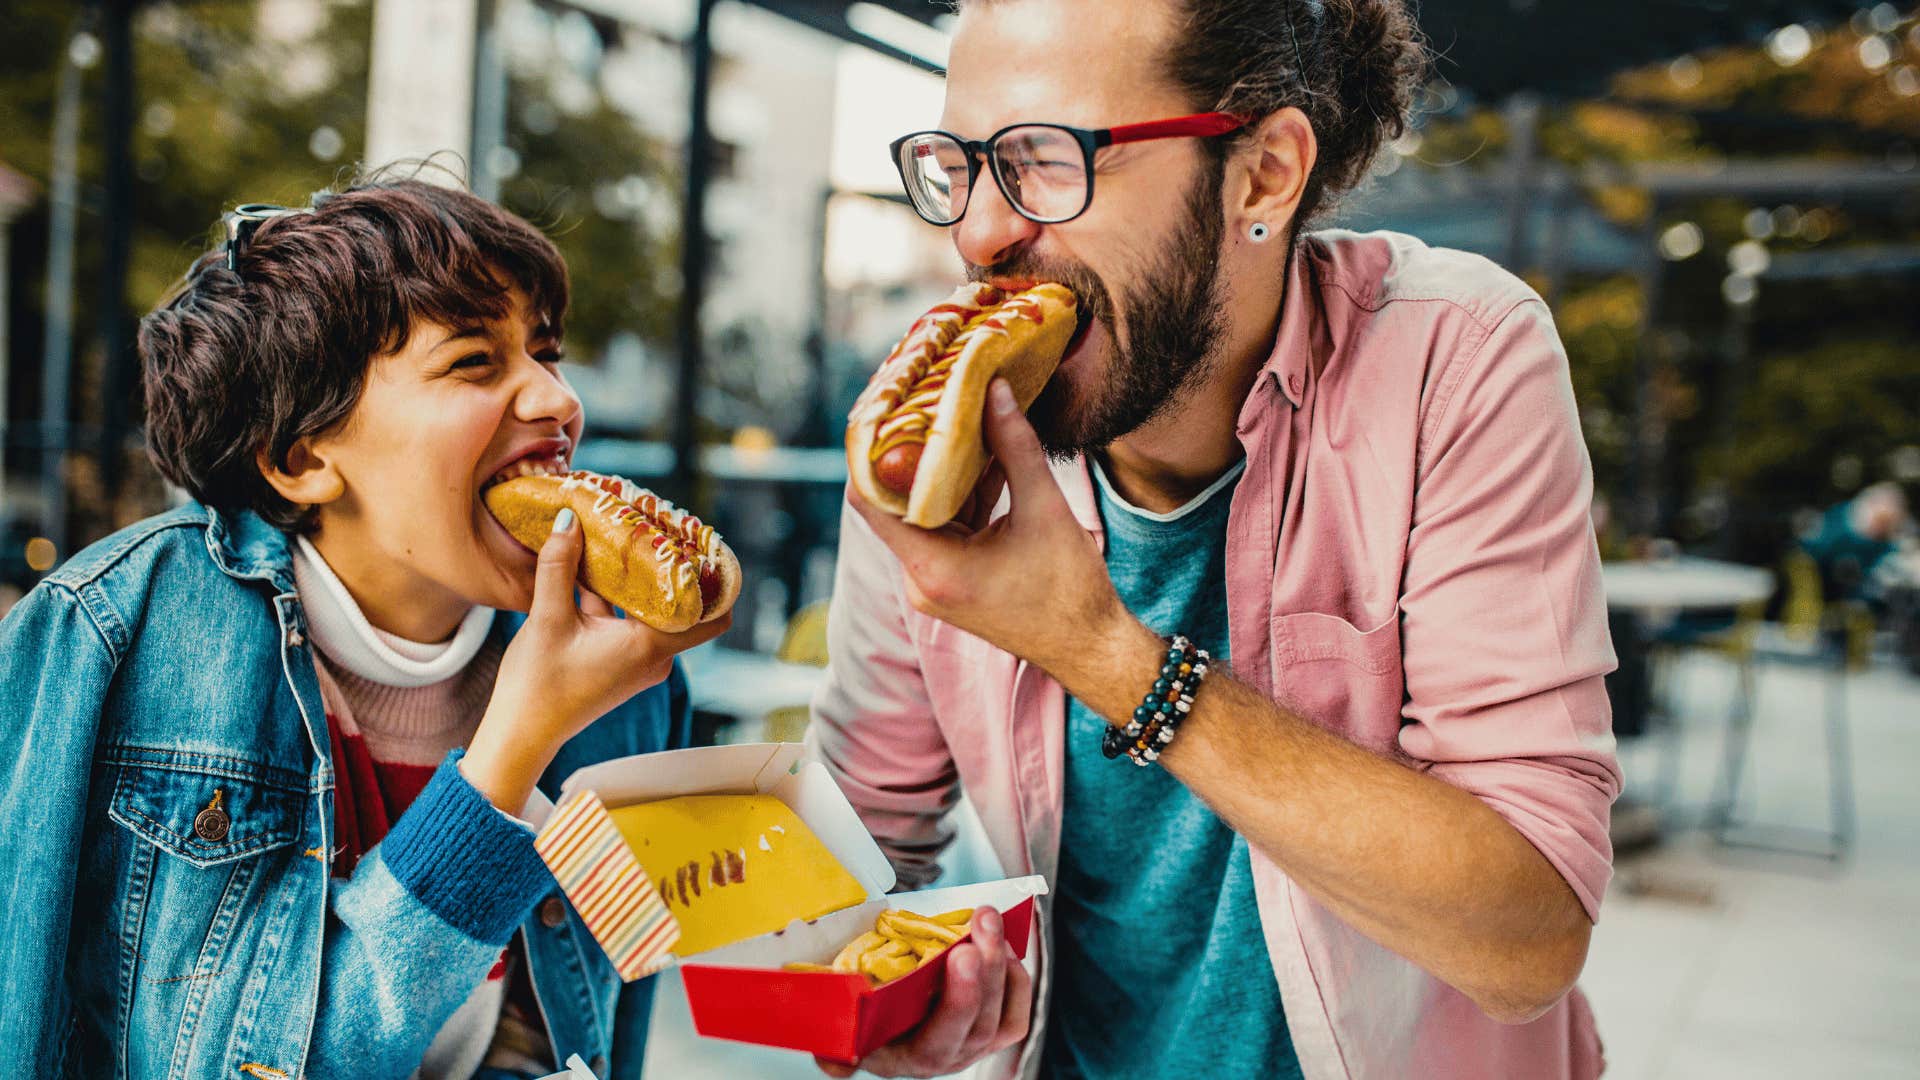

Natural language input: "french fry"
[906,937,950,961]
[860,951,919,983]
[781,961,837,974]
[877,910,964,945]
[831,931,887,973]
[794,906,981,987]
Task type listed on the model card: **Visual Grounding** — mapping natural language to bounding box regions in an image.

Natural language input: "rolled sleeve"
[1396,298,1622,920]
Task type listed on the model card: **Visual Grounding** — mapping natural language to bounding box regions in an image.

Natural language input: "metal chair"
[762,600,831,742]
[1704,551,1866,860]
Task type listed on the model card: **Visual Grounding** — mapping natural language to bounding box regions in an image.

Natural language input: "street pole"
[39,19,92,556]
[469,0,506,202]
[365,0,477,176]
[670,0,717,505]
[1502,93,1541,274]
[1709,277,1757,557]
[98,0,137,515]
[0,219,11,522]
[1627,194,1670,540]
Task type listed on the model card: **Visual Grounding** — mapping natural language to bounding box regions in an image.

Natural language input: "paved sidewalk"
[1585,654,1920,1079]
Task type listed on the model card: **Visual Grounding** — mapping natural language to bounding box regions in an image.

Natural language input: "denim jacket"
[0,504,690,1079]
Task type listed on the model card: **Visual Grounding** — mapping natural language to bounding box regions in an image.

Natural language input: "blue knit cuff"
[380,749,553,945]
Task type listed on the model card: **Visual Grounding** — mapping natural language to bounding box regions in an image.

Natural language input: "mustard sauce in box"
[608,794,868,956]
[532,743,895,979]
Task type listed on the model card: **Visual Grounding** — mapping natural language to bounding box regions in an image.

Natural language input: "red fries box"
[532,743,1047,1064]
[681,876,1042,1063]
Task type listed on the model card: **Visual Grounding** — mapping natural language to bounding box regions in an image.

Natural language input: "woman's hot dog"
[484,467,742,632]
[846,282,1077,528]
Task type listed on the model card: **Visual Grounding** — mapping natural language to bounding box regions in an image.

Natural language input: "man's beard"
[969,167,1229,459]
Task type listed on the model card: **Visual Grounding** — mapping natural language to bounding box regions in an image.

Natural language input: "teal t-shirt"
[1042,458,1301,1080]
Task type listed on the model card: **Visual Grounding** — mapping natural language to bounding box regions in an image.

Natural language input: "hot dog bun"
[484,469,742,632]
[846,282,1077,528]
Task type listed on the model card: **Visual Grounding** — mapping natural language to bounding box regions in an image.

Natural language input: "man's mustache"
[965,259,1114,328]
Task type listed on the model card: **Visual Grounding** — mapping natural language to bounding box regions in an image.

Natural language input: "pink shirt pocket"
[1268,607,1409,760]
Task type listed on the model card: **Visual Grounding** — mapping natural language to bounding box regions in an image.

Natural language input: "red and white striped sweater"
[293,537,553,1079]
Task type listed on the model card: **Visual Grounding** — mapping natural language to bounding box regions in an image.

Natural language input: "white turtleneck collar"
[291,535,496,689]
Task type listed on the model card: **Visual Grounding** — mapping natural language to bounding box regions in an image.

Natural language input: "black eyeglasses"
[222,203,311,271]
[889,112,1250,227]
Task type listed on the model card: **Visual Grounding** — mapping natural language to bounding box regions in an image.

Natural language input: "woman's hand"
[463,508,730,812]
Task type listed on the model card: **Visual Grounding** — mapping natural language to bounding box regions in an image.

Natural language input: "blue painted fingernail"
[552,508,576,534]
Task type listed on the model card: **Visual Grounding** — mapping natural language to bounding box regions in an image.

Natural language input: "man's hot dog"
[846,282,1077,528]
[484,468,742,632]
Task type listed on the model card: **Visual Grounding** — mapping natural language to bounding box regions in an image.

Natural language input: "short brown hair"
[139,170,569,532]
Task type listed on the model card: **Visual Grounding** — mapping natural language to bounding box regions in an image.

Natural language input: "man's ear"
[1230,106,1318,237]
[256,437,345,509]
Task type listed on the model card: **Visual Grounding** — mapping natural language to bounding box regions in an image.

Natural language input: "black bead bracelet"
[1103,634,1211,767]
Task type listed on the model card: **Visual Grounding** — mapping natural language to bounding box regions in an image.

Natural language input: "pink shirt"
[809,229,1621,1079]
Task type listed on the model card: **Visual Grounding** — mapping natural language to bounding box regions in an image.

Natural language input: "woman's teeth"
[484,455,570,491]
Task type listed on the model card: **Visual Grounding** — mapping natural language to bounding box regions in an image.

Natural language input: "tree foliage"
[1412,10,1920,557]
[1,0,684,542]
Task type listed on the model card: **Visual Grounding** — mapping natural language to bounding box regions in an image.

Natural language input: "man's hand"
[848,379,1126,677]
[815,907,1032,1079]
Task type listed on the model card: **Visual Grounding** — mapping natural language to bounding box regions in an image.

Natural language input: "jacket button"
[538,896,567,928]
[1288,373,1303,396]
[590,1054,608,1074]
[193,806,230,842]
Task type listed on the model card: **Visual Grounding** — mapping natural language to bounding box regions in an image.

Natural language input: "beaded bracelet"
[1102,634,1212,767]
[1099,634,1195,760]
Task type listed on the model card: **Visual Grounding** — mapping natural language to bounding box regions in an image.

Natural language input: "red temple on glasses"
[1098,111,1252,147]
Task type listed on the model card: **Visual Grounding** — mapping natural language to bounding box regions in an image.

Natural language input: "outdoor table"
[1601,557,1776,850]
[1601,556,1775,739]
[1601,556,1775,613]
[680,641,828,740]
[1601,555,1774,734]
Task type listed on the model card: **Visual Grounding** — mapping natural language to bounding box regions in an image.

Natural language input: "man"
[811,0,1619,1077]
[1803,481,1911,604]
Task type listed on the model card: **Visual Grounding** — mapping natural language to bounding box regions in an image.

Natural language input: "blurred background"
[1,1,1917,1077]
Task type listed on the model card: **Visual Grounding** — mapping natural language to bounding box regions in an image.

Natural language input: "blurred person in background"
[811,0,1619,1078]
[1802,481,1913,606]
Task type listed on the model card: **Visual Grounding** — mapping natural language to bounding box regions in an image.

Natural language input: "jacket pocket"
[95,750,311,1075]
[107,751,306,868]
[1269,608,1407,755]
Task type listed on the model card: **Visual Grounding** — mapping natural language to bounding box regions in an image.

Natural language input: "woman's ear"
[257,437,346,508]
[1230,106,1318,237]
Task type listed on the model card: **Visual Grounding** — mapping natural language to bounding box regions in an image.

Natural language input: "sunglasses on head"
[222,203,312,271]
